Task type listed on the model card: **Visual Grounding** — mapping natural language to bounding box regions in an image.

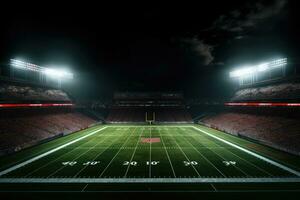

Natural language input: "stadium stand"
[0,108,96,156]
[0,83,71,102]
[201,111,300,155]
[106,107,192,123]
[200,81,300,156]
[231,82,300,102]
[0,81,97,156]
[106,92,192,123]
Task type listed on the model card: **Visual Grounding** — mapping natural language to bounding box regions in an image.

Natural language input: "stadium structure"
[0,58,300,198]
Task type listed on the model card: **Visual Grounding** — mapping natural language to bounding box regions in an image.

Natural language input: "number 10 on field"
[146,161,160,165]
[123,161,160,166]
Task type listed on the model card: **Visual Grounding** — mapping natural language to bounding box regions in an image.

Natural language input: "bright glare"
[257,63,269,72]
[230,58,287,78]
[43,68,73,79]
[10,59,73,79]
[10,59,42,72]
[230,67,255,78]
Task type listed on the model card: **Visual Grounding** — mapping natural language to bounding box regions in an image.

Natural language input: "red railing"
[224,102,300,107]
[0,103,74,108]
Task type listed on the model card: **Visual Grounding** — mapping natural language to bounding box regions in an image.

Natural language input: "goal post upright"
[145,111,155,125]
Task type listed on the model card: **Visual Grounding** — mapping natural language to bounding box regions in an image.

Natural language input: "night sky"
[0,0,299,100]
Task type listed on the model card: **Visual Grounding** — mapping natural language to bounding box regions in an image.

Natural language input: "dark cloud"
[213,0,287,33]
[182,38,214,65]
[181,0,288,68]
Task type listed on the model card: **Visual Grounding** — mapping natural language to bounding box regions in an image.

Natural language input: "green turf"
[0,124,300,192]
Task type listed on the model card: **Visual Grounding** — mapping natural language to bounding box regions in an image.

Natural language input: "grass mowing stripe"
[72,127,125,178]
[192,126,300,177]
[22,129,111,178]
[73,126,129,178]
[73,129,130,178]
[149,126,152,178]
[98,127,136,178]
[188,128,250,177]
[0,126,108,177]
[158,128,176,178]
[169,128,201,177]
[177,128,226,177]
[124,127,144,178]
[173,127,217,191]
[46,129,118,178]
[185,128,273,177]
[75,127,130,191]
[0,125,104,172]
[203,135,274,177]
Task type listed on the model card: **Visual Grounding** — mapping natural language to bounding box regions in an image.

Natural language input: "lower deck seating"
[0,108,96,155]
[201,112,300,155]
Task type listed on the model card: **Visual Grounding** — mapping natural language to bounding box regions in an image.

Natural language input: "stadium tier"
[0,83,71,102]
[106,92,192,123]
[0,108,96,155]
[0,81,96,156]
[198,81,300,156]
[201,111,300,155]
[231,82,300,102]
[106,107,192,123]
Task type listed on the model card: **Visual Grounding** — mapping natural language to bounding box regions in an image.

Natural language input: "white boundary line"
[0,177,299,183]
[0,126,108,177]
[178,128,226,177]
[1,125,299,181]
[191,126,300,177]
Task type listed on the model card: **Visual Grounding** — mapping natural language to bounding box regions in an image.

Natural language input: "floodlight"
[229,67,255,78]
[229,58,287,78]
[257,63,269,72]
[43,68,73,79]
[10,59,42,72]
[10,58,73,79]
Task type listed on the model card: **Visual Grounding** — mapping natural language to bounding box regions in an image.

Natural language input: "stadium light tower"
[229,58,287,86]
[10,59,73,88]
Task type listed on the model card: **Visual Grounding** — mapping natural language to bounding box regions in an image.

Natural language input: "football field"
[0,125,300,192]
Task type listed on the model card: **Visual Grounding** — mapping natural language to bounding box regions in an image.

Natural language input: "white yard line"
[0,126,108,177]
[200,132,274,177]
[24,130,107,178]
[159,129,176,178]
[48,129,120,178]
[98,127,135,178]
[183,128,250,177]
[185,127,273,176]
[191,126,300,177]
[178,128,226,177]
[171,128,201,177]
[149,126,152,178]
[123,127,143,177]
[1,177,299,183]
[72,128,125,178]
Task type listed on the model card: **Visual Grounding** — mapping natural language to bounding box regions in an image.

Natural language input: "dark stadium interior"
[1,1,300,199]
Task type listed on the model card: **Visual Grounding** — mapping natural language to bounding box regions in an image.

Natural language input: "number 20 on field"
[123,161,160,166]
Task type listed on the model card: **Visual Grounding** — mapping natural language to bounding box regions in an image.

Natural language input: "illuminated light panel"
[10,59,43,72]
[43,68,73,79]
[229,58,287,78]
[224,102,300,107]
[10,59,73,79]
[0,103,74,108]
